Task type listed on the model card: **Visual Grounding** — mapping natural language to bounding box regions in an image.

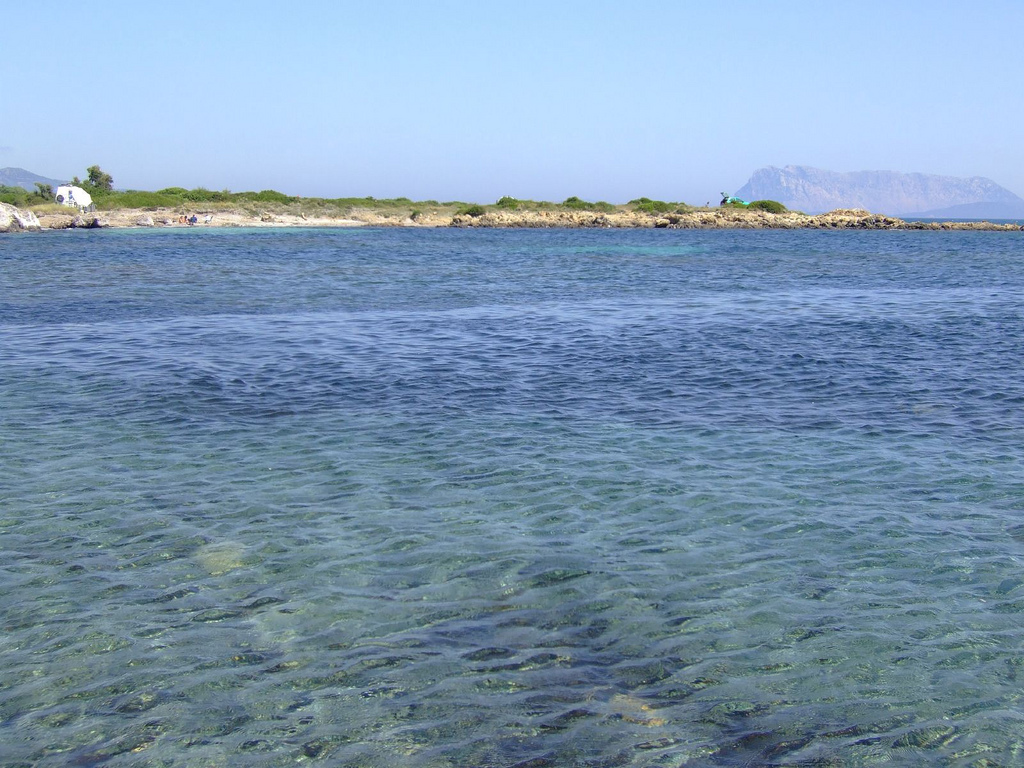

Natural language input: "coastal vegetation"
[562,196,616,213]
[721,198,789,213]
[629,197,692,214]
[15,165,1013,231]
[6,165,795,224]
[0,183,54,207]
[747,199,788,214]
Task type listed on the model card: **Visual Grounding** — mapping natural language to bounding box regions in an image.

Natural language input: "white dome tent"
[54,185,95,212]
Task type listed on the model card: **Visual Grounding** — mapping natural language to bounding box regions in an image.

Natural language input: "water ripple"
[2,228,1024,765]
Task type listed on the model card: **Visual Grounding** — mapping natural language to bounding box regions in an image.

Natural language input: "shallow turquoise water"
[2,227,1024,766]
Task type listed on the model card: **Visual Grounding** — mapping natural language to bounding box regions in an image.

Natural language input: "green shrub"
[183,188,211,202]
[458,204,487,217]
[747,199,787,214]
[495,196,520,210]
[97,190,180,209]
[629,197,674,214]
[251,189,294,204]
[176,188,230,202]
[0,184,30,206]
[328,196,376,209]
[3,183,58,206]
[562,196,616,213]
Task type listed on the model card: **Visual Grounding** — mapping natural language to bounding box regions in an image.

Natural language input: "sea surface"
[2,227,1023,767]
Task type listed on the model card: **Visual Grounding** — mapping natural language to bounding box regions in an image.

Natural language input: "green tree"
[33,182,54,202]
[0,184,30,206]
[85,165,114,191]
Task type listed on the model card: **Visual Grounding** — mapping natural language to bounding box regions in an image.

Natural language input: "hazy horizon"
[5,1,1022,204]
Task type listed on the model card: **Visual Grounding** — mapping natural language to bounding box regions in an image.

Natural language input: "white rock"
[0,202,41,232]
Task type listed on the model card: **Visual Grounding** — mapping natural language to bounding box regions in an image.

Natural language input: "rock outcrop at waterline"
[446,207,1022,231]
[39,213,106,230]
[0,202,41,232]
[7,205,1023,232]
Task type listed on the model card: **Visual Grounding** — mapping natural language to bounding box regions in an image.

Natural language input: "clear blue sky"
[5,1,1022,203]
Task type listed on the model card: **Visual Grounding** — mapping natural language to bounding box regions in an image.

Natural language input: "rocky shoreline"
[444,208,1024,231]
[2,201,1022,233]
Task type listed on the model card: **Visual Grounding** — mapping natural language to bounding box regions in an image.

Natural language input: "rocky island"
[4,163,1023,233]
[2,201,1021,233]
[736,165,1024,219]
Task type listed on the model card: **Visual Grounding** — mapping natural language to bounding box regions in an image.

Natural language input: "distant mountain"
[0,167,67,191]
[735,165,1024,218]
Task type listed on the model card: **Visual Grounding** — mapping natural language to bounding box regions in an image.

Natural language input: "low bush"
[328,197,376,209]
[458,204,487,217]
[250,189,295,204]
[747,199,787,214]
[0,184,62,206]
[0,185,30,206]
[182,188,230,203]
[495,196,520,210]
[629,197,675,214]
[562,196,616,213]
[497,197,556,211]
[97,191,179,209]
